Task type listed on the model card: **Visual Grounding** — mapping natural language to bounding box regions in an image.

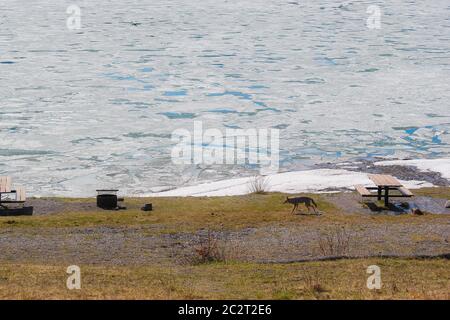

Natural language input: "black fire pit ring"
[141,203,153,211]
[97,194,118,210]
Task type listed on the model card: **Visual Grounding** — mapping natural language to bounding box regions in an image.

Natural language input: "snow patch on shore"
[149,169,433,197]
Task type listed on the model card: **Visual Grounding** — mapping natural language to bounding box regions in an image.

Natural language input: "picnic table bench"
[355,174,414,207]
[0,176,26,207]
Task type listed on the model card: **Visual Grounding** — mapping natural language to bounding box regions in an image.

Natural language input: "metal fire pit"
[96,189,120,210]
[141,203,153,211]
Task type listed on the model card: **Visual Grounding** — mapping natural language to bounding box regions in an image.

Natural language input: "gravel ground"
[0,220,448,266]
[0,186,448,266]
[323,193,450,215]
[21,198,100,215]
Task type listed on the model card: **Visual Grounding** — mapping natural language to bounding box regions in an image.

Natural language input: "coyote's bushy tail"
[311,198,317,208]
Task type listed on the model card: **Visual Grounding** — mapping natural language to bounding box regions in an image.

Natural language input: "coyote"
[284,196,318,214]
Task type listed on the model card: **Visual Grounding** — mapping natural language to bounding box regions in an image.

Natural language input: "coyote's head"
[283,197,290,204]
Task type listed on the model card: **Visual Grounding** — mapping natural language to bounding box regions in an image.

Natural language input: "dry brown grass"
[0,258,448,300]
[317,225,354,257]
[247,176,270,194]
[189,230,228,265]
[414,187,450,199]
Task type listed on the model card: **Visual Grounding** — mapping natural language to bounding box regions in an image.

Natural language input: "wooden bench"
[0,177,31,215]
[0,177,26,205]
[0,176,11,193]
[398,187,414,197]
[14,187,26,202]
[355,185,372,197]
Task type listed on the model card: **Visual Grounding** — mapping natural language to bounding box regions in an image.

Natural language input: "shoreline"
[10,186,450,217]
[146,158,450,198]
[26,157,450,198]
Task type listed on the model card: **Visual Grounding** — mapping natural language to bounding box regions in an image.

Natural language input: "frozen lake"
[1,1,450,196]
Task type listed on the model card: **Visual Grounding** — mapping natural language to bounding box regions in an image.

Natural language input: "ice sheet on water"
[0,0,450,196]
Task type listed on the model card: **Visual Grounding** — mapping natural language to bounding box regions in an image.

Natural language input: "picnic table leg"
[377,187,382,201]
[384,187,389,207]
[0,193,5,209]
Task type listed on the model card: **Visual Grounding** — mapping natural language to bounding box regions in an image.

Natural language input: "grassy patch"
[0,193,335,231]
[0,258,448,299]
[414,187,450,199]
[0,191,448,232]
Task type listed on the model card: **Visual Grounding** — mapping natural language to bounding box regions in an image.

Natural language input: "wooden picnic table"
[355,174,414,207]
[368,174,403,188]
[368,174,402,207]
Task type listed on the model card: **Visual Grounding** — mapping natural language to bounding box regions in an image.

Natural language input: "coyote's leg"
[291,203,297,214]
[305,203,312,214]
